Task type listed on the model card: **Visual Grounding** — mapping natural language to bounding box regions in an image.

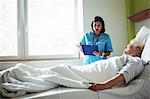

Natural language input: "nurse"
[80,16,113,64]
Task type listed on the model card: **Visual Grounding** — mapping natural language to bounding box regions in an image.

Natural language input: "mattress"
[12,87,98,99]
[11,87,149,99]
[12,86,149,99]
[11,87,124,99]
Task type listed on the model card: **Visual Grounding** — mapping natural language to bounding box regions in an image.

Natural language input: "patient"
[88,39,144,91]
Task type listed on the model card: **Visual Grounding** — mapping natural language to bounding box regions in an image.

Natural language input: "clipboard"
[81,45,98,55]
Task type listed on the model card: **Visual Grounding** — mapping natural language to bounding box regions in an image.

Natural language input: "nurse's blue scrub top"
[80,32,113,64]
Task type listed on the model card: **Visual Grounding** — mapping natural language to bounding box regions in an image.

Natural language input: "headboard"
[134,26,150,63]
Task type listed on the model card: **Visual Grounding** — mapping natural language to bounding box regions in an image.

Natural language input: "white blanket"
[0,63,58,97]
[67,56,123,83]
[0,57,144,97]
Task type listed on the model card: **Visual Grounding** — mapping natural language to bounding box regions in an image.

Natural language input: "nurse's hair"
[128,39,144,56]
[91,16,105,33]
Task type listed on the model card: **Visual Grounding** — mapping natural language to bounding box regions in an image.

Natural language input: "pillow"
[134,26,150,63]
[134,26,150,45]
[141,36,150,63]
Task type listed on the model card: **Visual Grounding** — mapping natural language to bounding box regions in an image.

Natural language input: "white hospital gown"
[118,54,144,83]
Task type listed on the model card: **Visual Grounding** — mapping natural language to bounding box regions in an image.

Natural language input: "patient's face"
[124,44,141,57]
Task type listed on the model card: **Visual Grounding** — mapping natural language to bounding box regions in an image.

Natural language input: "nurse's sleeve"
[80,34,86,45]
[105,36,113,52]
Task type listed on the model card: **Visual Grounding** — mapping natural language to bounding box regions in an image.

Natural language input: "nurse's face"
[124,44,141,57]
[93,21,102,36]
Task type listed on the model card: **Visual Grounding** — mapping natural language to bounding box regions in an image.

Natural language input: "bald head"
[124,39,144,57]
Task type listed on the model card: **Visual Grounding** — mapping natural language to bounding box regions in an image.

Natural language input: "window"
[0,0,83,61]
[0,0,17,57]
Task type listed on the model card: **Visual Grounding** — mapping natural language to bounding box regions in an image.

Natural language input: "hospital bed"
[1,26,150,99]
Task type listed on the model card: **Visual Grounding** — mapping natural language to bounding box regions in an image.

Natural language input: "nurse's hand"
[76,44,83,52]
[76,44,82,48]
[93,51,103,56]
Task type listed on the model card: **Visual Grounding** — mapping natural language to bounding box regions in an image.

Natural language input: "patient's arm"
[88,73,125,91]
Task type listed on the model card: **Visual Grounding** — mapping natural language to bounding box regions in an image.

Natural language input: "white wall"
[83,0,127,56]
[135,18,150,33]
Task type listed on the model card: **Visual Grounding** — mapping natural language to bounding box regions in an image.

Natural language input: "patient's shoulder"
[127,55,143,66]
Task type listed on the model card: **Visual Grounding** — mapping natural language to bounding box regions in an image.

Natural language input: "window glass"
[28,0,79,56]
[0,0,17,56]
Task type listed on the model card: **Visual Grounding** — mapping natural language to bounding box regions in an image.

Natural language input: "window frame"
[0,0,83,61]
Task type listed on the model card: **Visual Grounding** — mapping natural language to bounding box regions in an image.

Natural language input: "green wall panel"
[133,0,150,13]
[126,0,135,42]
[126,0,150,42]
